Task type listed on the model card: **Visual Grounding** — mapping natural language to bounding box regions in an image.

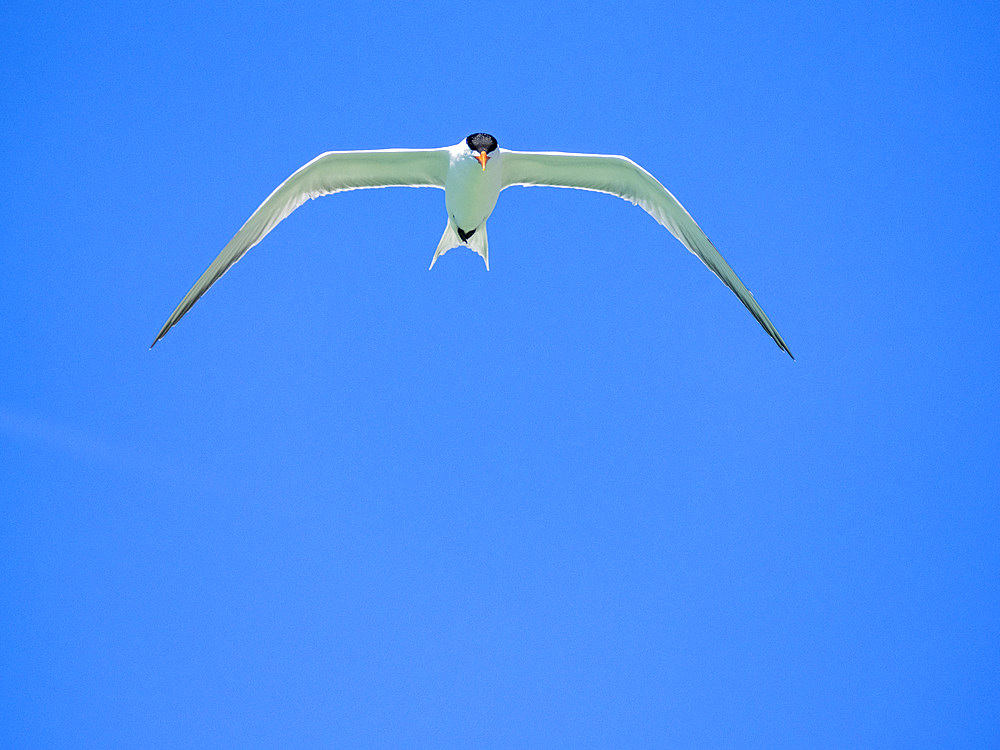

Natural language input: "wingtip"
[776,338,794,360]
[150,322,171,349]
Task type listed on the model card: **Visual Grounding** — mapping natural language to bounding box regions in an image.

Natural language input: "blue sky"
[2,1,997,746]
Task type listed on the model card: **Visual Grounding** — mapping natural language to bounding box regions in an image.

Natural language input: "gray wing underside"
[500,150,792,358]
[152,147,450,346]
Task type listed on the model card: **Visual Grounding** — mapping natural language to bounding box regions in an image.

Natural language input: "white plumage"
[153,133,792,357]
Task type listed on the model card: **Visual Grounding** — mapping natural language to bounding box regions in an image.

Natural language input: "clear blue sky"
[2,1,997,746]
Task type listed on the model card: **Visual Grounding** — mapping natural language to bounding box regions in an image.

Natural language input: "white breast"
[444,147,504,231]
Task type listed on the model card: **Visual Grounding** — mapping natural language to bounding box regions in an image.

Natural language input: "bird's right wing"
[153,147,450,346]
[501,150,792,358]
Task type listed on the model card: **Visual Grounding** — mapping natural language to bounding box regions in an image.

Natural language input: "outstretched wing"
[500,150,792,358]
[153,148,450,346]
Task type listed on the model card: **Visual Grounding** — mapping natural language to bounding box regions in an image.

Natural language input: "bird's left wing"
[152,147,450,346]
[500,150,792,358]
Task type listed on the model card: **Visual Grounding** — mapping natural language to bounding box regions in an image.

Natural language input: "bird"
[152,133,792,357]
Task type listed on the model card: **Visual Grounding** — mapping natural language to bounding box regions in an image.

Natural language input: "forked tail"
[429,218,489,270]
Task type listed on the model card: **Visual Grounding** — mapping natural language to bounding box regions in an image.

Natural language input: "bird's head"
[465,133,498,170]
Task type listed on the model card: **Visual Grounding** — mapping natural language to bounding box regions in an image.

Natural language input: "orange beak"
[476,150,490,171]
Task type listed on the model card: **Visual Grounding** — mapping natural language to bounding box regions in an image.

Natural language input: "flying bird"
[152,133,792,357]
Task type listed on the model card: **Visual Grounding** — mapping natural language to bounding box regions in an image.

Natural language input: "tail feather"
[467,223,489,270]
[430,220,462,269]
[429,219,489,270]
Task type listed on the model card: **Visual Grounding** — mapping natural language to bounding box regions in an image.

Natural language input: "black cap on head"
[466,133,498,153]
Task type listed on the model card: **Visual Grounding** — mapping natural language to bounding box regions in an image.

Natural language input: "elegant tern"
[152,133,792,357]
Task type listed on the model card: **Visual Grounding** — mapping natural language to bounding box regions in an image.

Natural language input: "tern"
[152,133,792,357]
